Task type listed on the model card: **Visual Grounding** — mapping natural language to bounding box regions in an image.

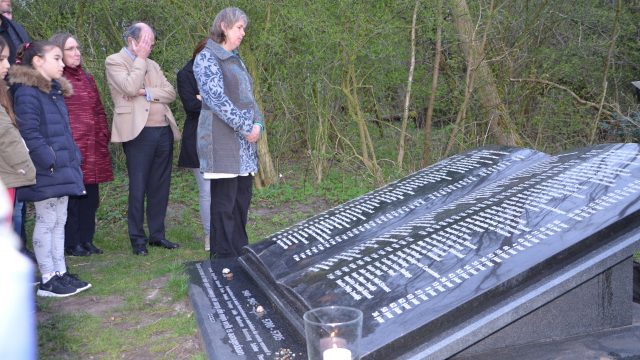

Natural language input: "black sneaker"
[37,274,78,297]
[60,272,92,293]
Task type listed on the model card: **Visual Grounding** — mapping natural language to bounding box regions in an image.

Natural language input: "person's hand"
[122,89,145,102]
[196,94,202,101]
[132,31,153,59]
[245,124,261,143]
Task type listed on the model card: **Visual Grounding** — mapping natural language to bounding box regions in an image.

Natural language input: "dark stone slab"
[634,261,640,303]
[240,144,640,359]
[187,259,305,360]
[188,144,640,359]
[452,257,635,358]
[455,305,640,360]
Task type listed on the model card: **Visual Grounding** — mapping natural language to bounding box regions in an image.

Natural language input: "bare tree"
[243,49,278,188]
[589,0,621,144]
[341,51,383,185]
[449,0,521,147]
[421,0,443,167]
[397,0,420,171]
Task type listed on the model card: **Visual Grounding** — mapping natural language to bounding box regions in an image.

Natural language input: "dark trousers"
[122,126,173,247]
[12,200,27,249]
[65,183,100,248]
[210,175,253,258]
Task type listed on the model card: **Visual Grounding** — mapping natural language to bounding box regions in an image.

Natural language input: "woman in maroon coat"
[50,32,113,256]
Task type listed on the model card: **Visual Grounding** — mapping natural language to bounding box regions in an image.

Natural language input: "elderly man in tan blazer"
[105,22,181,256]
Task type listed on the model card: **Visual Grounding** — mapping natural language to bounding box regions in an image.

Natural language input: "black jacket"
[177,59,202,168]
[0,15,30,64]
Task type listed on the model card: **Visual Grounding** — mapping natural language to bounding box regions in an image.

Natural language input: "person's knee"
[34,219,56,232]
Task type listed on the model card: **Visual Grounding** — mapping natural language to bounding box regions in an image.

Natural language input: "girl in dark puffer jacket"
[10,41,91,297]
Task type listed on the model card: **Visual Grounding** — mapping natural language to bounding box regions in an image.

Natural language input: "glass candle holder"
[303,306,363,360]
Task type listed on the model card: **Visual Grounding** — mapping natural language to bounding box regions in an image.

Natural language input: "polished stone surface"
[634,261,640,303]
[455,303,640,360]
[187,259,306,360]
[188,144,640,359]
[240,144,640,358]
[452,257,634,358]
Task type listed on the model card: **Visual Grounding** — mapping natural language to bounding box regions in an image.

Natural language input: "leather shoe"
[83,242,104,254]
[148,239,180,249]
[132,245,148,256]
[65,245,91,257]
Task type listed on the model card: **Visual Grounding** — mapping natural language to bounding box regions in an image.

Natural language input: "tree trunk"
[589,0,621,144]
[341,51,383,185]
[397,0,420,171]
[242,48,278,188]
[449,0,520,147]
[421,0,442,168]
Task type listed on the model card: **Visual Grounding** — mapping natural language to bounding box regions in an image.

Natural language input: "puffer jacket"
[0,105,35,188]
[9,65,86,201]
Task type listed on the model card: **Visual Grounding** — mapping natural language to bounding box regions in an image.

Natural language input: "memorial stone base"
[453,258,639,359]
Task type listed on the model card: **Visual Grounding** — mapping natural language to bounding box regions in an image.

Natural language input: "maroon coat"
[62,65,114,184]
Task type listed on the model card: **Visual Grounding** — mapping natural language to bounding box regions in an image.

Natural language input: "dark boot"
[83,242,103,254]
[65,245,91,257]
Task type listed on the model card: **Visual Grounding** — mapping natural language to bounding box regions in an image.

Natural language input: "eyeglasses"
[63,46,82,53]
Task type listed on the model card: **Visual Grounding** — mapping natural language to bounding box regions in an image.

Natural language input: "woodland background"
[16,0,640,188]
[17,1,640,358]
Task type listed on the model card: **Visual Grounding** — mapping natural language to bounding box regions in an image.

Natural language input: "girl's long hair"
[16,40,58,68]
[0,37,16,126]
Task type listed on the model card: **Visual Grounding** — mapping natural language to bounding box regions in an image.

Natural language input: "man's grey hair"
[122,22,156,45]
[210,7,248,44]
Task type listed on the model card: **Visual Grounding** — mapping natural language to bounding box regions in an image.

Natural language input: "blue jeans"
[12,201,26,247]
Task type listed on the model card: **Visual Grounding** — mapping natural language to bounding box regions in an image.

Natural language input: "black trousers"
[209,175,253,258]
[65,183,99,248]
[122,126,173,247]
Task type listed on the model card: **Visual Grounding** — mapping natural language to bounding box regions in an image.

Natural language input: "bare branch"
[509,78,614,116]
[397,0,420,171]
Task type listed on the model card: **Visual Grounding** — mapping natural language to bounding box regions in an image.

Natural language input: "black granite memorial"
[188,143,640,359]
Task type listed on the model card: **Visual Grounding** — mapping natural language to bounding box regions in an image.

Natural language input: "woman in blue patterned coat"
[193,7,263,258]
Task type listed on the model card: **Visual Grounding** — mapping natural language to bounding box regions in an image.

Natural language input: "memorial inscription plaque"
[188,143,640,359]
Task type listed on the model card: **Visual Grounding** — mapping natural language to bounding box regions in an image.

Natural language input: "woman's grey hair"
[210,7,248,44]
[122,23,156,45]
[49,32,76,53]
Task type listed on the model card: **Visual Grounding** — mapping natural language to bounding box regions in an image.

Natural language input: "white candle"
[322,345,351,360]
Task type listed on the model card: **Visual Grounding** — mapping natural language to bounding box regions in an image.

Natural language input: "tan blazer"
[105,48,181,143]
